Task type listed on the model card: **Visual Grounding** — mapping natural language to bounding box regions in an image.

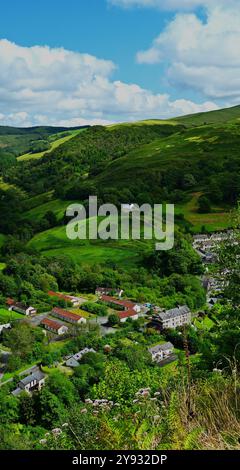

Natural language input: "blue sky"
[0,0,239,126]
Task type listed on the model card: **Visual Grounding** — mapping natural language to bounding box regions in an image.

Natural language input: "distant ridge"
[173,104,240,126]
[0,124,90,136]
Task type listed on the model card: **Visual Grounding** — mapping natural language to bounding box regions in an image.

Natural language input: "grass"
[193,316,215,331]
[24,198,76,222]
[174,104,240,126]
[0,308,24,323]
[17,130,82,162]
[1,362,37,383]
[107,119,179,129]
[27,218,154,268]
[175,192,231,233]
[69,308,93,319]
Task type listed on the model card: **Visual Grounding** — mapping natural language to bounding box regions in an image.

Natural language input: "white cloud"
[109,0,230,11]
[0,39,217,127]
[136,4,240,101]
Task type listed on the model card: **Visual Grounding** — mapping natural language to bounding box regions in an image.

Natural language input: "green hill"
[173,104,240,126]
[0,104,239,267]
[0,124,89,159]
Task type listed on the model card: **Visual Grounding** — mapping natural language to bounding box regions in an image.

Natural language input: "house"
[6,299,37,316]
[100,295,140,313]
[48,291,82,307]
[152,305,191,330]
[40,318,69,336]
[0,323,11,334]
[121,203,136,212]
[65,348,96,368]
[51,307,86,325]
[95,287,123,298]
[118,309,139,323]
[12,368,45,396]
[148,342,174,363]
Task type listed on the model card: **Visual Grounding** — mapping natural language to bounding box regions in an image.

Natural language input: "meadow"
[0,308,23,323]
[17,129,82,161]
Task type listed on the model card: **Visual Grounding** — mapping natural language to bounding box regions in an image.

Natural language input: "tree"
[198,196,211,214]
[19,393,36,425]
[2,322,43,363]
[108,314,120,327]
[47,371,76,406]
[34,388,65,427]
[145,232,203,276]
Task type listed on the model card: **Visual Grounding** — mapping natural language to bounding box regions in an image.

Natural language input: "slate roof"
[19,370,45,387]
[148,342,174,354]
[158,305,190,321]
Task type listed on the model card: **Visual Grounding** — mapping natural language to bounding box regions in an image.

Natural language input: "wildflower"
[52,428,62,435]
[39,439,47,445]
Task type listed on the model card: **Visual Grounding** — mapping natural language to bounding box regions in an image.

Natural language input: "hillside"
[173,104,240,126]
[0,124,89,159]
[0,104,239,268]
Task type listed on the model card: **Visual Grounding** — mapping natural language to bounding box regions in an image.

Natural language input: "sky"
[0,0,239,126]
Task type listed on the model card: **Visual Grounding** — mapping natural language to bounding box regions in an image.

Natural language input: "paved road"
[29,313,50,326]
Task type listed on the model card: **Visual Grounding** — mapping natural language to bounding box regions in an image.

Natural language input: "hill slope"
[173,104,240,126]
[0,124,89,158]
[0,104,239,267]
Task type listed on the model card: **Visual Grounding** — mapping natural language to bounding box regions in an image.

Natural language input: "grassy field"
[0,308,24,323]
[0,362,38,383]
[69,308,93,319]
[174,104,240,126]
[17,129,82,162]
[107,119,179,129]
[193,316,215,331]
[25,192,231,268]
[24,198,76,222]
[175,193,231,233]
[27,216,154,268]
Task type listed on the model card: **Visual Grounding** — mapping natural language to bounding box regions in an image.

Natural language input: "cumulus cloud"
[0,39,217,126]
[109,0,231,11]
[136,3,240,101]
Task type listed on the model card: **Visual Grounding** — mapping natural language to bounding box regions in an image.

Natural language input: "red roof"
[48,291,73,301]
[100,295,136,310]
[41,318,66,331]
[118,309,138,320]
[52,307,83,322]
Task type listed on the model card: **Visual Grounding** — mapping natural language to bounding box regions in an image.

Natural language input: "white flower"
[39,439,47,445]
[52,428,62,435]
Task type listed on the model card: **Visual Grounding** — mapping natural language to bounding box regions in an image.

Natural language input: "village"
[0,282,194,392]
[0,230,229,396]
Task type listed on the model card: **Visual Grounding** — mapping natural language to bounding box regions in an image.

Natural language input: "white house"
[51,307,87,325]
[7,299,37,316]
[118,310,139,323]
[65,348,96,367]
[12,369,46,396]
[148,342,174,363]
[40,318,69,336]
[154,306,191,330]
[0,323,11,334]
[121,203,136,213]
